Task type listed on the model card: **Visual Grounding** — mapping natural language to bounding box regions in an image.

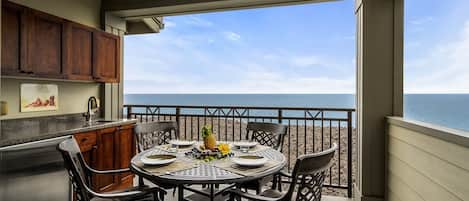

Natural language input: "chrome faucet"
[84,96,98,122]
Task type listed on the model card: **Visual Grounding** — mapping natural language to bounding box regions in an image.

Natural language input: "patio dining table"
[130,142,287,201]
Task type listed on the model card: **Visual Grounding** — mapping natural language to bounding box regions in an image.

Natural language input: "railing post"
[176,106,181,127]
[126,106,132,119]
[347,111,353,198]
[278,109,282,123]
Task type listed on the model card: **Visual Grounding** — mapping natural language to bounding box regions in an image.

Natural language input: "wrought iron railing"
[123,104,355,197]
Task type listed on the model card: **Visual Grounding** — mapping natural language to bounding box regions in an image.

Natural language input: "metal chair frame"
[246,122,288,152]
[228,143,338,201]
[57,137,166,201]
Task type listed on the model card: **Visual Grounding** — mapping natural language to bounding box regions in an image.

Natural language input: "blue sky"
[124,0,469,94]
[404,0,469,93]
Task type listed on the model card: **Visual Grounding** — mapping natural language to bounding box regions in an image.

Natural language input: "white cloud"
[236,71,354,94]
[405,20,469,93]
[290,56,322,67]
[164,20,176,28]
[125,71,354,94]
[184,16,213,27]
[223,31,241,41]
[409,16,434,25]
[124,17,355,94]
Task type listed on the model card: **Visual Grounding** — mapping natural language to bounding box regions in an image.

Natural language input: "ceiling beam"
[103,0,339,19]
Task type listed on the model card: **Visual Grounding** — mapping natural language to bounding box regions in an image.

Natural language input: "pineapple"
[201,125,217,150]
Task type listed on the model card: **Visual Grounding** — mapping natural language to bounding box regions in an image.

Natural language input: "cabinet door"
[63,22,93,80]
[74,131,97,166]
[24,10,64,78]
[95,127,119,192]
[74,131,98,201]
[93,31,120,83]
[1,1,26,75]
[115,125,135,188]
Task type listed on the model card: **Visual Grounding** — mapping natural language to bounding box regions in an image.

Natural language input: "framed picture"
[20,83,59,112]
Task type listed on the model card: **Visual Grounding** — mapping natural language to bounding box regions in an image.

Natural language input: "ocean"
[124,94,469,132]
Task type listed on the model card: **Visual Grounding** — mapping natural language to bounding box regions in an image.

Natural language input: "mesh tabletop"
[130,143,286,184]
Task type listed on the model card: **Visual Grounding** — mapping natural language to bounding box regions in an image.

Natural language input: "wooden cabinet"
[1,1,121,83]
[23,10,65,78]
[1,1,25,76]
[63,22,94,80]
[93,31,120,83]
[75,131,97,166]
[115,124,136,186]
[75,124,136,193]
[95,127,119,192]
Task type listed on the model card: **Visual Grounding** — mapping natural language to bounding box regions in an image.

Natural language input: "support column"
[354,0,403,200]
[102,13,126,119]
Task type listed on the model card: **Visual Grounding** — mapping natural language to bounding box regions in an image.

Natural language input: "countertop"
[0,114,137,148]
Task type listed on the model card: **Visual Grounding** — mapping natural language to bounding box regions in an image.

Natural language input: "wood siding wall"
[387,119,469,201]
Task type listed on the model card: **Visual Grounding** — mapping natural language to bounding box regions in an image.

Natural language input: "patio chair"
[134,121,179,153]
[134,121,180,190]
[134,121,203,198]
[240,122,288,194]
[57,137,166,201]
[228,143,337,201]
[245,122,288,152]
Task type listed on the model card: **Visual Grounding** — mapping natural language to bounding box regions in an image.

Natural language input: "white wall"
[1,78,100,119]
[387,117,469,201]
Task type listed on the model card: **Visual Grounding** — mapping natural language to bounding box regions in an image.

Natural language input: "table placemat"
[134,159,197,176]
[213,159,281,176]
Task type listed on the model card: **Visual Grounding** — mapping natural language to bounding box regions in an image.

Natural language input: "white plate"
[233,141,258,148]
[170,140,196,146]
[232,155,268,167]
[141,154,177,165]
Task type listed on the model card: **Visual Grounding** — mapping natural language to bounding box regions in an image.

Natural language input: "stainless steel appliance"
[0,136,71,201]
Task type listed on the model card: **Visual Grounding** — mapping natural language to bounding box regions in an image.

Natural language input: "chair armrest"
[226,189,281,201]
[278,170,292,178]
[87,167,131,174]
[87,185,166,199]
[83,161,131,174]
[90,189,148,199]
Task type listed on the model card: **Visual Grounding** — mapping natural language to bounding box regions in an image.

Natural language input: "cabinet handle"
[92,145,98,150]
